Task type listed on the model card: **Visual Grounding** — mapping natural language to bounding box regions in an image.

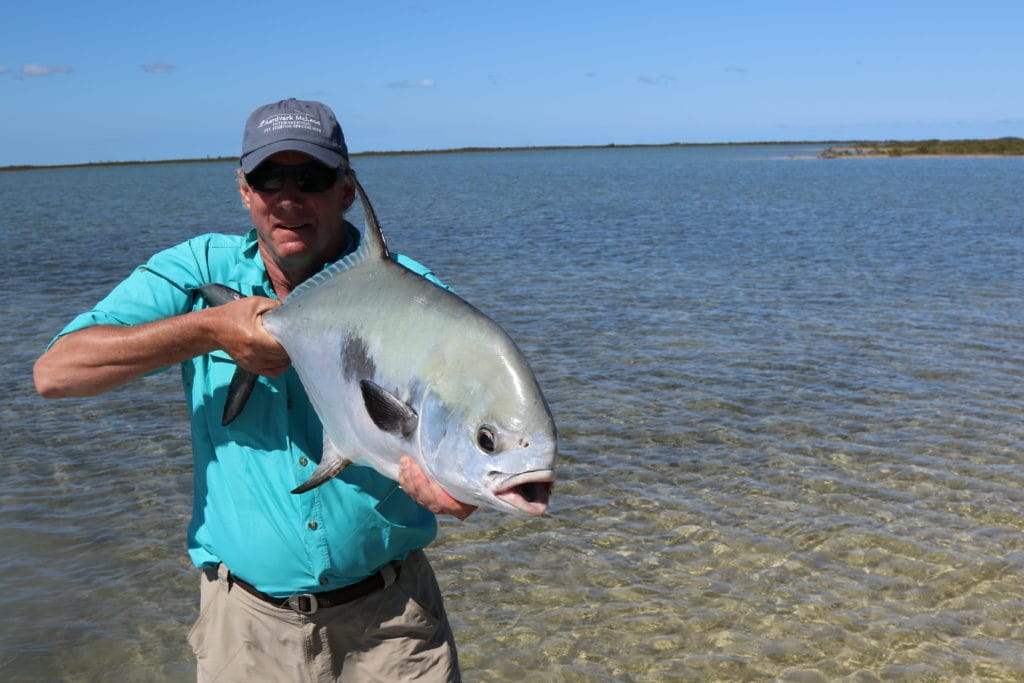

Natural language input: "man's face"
[240,150,355,283]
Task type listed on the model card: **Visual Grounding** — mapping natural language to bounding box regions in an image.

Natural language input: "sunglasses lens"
[246,164,339,193]
[247,168,283,192]
[295,166,338,192]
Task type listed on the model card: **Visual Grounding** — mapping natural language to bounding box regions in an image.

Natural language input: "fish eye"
[477,426,496,453]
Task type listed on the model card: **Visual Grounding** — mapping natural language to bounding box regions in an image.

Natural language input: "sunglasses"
[245,162,341,194]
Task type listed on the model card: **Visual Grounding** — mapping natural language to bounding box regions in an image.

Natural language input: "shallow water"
[2,146,1022,680]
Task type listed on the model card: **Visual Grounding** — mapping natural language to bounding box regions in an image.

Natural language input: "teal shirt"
[55,225,439,597]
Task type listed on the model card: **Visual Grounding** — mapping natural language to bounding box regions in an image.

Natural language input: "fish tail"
[194,283,258,425]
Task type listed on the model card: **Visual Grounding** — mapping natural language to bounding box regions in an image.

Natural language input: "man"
[34,98,474,682]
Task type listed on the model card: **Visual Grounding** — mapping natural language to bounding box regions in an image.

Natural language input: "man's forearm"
[36,296,289,399]
[33,309,226,398]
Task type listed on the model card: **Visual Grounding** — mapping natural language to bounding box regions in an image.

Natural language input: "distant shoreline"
[0,141,815,172]
[820,137,1024,158]
[2,138,1022,172]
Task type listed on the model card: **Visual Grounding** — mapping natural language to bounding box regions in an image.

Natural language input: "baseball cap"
[240,98,349,173]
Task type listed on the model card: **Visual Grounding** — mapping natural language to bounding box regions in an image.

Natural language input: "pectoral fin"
[360,380,418,438]
[291,433,352,494]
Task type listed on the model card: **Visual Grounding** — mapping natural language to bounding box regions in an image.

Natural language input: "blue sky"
[2,1,1022,166]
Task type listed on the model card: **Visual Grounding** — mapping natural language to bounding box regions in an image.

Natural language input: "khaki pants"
[188,550,460,682]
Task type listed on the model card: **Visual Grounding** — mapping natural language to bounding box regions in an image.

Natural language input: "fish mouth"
[494,470,554,516]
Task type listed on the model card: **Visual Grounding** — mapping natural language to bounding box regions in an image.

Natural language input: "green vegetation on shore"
[0,156,239,173]
[3,138,1022,172]
[821,137,1024,158]
[0,142,794,172]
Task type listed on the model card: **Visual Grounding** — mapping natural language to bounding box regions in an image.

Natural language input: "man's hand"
[399,456,477,520]
[214,297,291,376]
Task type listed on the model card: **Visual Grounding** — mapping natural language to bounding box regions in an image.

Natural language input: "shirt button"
[319,577,329,586]
[299,457,308,467]
[308,521,318,531]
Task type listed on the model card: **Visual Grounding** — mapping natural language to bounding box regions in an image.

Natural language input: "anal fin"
[291,432,352,494]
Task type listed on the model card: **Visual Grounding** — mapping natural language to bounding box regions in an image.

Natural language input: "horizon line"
[3,137,1022,172]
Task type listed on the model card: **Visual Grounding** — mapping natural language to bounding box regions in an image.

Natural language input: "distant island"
[0,142,802,171]
[3,138,1022,172]
[820,137,1024,158]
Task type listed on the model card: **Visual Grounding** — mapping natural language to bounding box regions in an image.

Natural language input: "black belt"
[228,561,401,615]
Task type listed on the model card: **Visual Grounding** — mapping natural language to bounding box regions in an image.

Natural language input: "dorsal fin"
[284,172,392,303]
[352,173,390,260]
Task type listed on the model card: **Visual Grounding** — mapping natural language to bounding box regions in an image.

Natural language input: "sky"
[2,1,1023,166]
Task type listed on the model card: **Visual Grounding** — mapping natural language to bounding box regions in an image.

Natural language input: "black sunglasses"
[245,162,341,194]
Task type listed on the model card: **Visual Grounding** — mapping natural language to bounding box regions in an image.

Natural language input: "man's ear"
[239,173,252,210]
[340,176,356,213]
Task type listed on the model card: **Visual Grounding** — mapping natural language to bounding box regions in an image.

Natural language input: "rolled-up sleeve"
[49,239,207,347]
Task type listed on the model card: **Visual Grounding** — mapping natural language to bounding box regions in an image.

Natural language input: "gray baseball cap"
[240,98,349,173]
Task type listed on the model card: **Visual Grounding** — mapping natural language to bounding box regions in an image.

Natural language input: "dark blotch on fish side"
[341,336,376,381]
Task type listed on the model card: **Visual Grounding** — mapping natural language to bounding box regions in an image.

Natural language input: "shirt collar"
[240,222,362,297]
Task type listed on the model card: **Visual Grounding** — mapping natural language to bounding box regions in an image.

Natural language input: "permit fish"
[197,176,556,515]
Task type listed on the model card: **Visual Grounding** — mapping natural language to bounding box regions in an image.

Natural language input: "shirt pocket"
[321,470,437,582]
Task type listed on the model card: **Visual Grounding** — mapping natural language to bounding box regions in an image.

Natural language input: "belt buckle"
[287,593,318,615]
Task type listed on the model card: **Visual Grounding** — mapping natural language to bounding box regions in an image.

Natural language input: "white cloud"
[638,74,676,86]
[22,64,73,76]
[142,62,176,74]
[387,79,436,89]
[0,65,9,75]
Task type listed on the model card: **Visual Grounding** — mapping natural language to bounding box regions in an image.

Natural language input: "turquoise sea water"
[2,145,1022,680]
